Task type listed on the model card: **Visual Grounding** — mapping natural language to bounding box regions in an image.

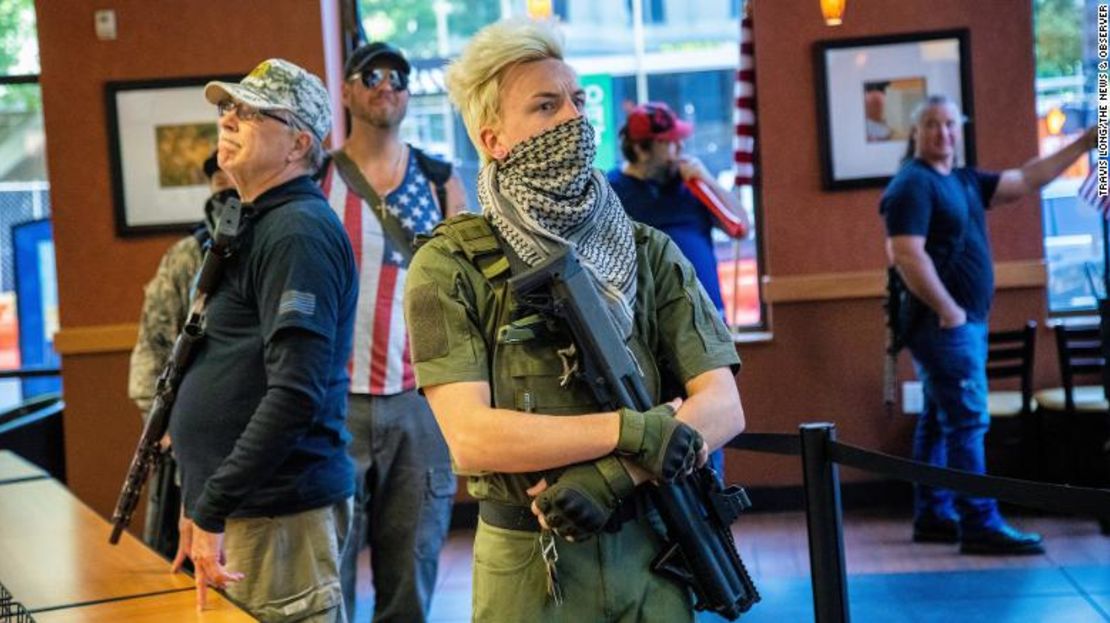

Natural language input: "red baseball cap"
[622,102,694,141]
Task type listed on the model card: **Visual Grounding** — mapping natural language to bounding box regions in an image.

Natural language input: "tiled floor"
[353,510,1110,622]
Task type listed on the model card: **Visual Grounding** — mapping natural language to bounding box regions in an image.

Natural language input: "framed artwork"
[814,29,974,190]
[106,75,239,236]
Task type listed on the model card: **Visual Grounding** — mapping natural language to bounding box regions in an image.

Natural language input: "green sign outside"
[580,73,616,172]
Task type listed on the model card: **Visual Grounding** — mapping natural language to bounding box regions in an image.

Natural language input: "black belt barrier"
[726,423,1110,623]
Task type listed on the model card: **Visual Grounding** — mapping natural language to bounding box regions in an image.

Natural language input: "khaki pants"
[224,498,354,623]
[471,516,692,623]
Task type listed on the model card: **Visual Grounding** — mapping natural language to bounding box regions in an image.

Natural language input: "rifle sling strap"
[331,149,415,264]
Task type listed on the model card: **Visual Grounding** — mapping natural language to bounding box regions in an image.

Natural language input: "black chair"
[1034,322,1110,487]
[984,321,1037,478]
[0,391,65,481]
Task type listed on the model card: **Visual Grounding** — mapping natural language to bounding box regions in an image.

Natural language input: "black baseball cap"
[344,42,411,79]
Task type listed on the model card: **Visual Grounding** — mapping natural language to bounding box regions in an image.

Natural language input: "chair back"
[1052,322,1105,412]
[987,321,1037,414]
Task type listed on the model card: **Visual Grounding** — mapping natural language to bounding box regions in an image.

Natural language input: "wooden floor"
[353,509,1110,622]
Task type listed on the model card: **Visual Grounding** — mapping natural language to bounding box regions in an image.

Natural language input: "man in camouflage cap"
[169,58,359,621]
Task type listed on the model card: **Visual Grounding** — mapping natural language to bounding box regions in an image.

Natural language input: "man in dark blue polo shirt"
[168,59,358,620]
[882,94,1094,556]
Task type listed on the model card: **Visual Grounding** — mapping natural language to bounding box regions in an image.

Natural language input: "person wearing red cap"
[608,103,749,476]
[608,102,749,319]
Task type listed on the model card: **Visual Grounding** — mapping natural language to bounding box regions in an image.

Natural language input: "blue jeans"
[708,448,725,475]
[339,391,456,623]
[907,320,1002,533]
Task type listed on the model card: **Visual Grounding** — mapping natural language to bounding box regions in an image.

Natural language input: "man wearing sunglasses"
[319,41,466,623]
[168,59,358,621]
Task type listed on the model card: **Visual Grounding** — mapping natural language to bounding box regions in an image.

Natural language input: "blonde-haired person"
[443,18,563,166]
[405,18,745,622]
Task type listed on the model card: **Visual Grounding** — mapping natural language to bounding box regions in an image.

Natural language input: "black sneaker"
[912,516,959,543]
[960,525,1044,555]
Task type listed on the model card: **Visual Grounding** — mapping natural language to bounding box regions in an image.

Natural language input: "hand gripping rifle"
[508,247,760,620]
[109,201,244,544]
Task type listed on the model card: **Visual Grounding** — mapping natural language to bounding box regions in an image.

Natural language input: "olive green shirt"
[404,219,740,506]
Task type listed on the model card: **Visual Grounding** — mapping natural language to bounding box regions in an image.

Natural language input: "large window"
[0,0,59,406]
[357,0,763,330]
[1036,0,1099,314]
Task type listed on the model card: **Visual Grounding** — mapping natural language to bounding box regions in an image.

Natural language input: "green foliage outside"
[1034,0,1082,78]
[359,0,502,59]
[0,0,40,113]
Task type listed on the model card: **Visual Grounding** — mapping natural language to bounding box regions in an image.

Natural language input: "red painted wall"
[725,0,1046,487]
[36,0,329,518]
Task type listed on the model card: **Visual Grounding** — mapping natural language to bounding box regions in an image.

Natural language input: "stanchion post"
[800,422,850,623]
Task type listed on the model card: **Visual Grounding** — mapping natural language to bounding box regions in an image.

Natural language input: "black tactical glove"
[534,456,635,542]
[616,403,702,482]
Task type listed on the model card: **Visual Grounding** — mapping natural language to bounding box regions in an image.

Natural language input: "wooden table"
[0,478,194,611]
[0,449,47,485]
[32,590,255,622]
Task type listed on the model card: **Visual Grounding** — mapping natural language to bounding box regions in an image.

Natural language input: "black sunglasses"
[351,68,408,92]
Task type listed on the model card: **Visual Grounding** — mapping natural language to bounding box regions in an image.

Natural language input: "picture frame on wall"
[814,29,974,191]
[106,75,240,236]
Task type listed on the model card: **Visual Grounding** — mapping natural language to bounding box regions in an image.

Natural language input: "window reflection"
[358,0,763,329]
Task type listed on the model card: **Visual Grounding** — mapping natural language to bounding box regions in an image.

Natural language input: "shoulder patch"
[278,290,317,317]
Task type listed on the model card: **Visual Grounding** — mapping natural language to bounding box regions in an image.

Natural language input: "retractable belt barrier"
[725,425,1110,623]
[727,432,1110,518]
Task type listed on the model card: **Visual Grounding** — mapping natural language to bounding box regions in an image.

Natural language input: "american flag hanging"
[733,7,756,187]
[1078,167,1110,216]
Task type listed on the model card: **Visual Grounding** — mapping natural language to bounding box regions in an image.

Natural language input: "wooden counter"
[0,478,193,611]
[32,589,254,622]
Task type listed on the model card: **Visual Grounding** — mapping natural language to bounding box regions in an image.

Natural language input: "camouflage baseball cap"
[205,59,332,142]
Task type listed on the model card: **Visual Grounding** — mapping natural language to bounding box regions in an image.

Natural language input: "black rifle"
[883,267,918,416]
[109,202,244,544]
[508,247,760,620]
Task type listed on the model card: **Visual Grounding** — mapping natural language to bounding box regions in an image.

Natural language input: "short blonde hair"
[444,18,564,164]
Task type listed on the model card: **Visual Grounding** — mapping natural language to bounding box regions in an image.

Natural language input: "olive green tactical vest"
[421,214,674,504]
[425,213,661,416]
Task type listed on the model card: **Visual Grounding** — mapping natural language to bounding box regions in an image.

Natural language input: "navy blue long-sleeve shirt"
[170,176,358,533]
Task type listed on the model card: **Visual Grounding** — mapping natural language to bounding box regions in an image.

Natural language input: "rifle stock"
[509,248,759,620]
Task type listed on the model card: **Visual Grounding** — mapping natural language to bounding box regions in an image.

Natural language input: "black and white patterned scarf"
[479,116,637,338]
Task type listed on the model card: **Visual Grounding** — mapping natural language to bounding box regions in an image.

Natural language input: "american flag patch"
[278,290,316,316]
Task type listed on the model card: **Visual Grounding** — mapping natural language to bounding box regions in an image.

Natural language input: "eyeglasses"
[217,99,294,128]
[350,68,408,92]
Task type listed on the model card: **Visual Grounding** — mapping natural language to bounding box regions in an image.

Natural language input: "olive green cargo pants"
[471,515,693,623]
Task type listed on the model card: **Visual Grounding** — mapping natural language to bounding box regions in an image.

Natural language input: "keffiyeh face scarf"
[479,115,638,339]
